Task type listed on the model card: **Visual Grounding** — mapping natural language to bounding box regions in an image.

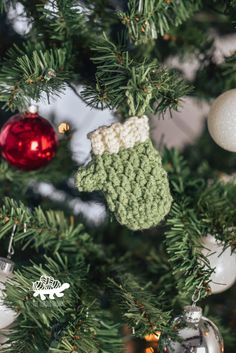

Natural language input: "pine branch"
[36,0,89,42]
[164,149,236,301]
[81,34,189,116]
[118,0,202,44]
[205,0,236,14]
[0,0,6,12]
[53,311,122,353]
[3,254,122,353]
[165,201,212,301]
[156,18,213,60]
[221,54,236,85]
[108,274,171,337]
[0,43,71,110]
[194,51,236,98]
[0,197,94,255]
[197,182,236,248]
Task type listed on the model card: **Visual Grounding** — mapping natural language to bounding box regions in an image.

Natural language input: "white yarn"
[88,116,149,155]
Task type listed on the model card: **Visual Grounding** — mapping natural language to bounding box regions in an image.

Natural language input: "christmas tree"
[0,0,236,352]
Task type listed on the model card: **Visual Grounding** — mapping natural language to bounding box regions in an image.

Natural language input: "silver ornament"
[166,306,224,353]
[208,89,236,152]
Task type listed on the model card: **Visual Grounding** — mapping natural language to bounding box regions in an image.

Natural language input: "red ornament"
[0,106,57,171]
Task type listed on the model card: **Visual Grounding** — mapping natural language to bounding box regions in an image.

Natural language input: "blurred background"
[1,3,236,352]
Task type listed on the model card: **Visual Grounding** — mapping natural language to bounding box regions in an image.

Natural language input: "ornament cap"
[184,305,202,324]
[27,105,38,114]
[0,257,14,275]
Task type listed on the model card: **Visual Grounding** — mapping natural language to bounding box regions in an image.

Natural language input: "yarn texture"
[76,116,172,230]
[88,116,150,155]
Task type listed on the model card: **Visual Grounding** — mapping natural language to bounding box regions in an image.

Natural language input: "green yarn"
[76,140,172,230]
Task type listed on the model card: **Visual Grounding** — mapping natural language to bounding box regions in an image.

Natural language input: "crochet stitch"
[77,116,172,230]
[88,116,150,155]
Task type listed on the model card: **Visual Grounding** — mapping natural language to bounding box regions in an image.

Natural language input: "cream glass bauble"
[201,234,236,294]
[0,257,17,330]
[0,329,11,350]
[208,89,236,152]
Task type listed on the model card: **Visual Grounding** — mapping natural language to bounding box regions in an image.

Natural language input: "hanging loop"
[138,0,143,13]
[191,280,204,306]
[7,224,17,259]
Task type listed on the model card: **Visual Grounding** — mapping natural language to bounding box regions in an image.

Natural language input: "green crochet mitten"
[76,116,172,230]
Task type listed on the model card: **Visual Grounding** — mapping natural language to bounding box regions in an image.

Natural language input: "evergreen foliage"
[0,0,236,352]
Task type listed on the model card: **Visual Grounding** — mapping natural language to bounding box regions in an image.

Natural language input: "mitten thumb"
[77,160,105,192]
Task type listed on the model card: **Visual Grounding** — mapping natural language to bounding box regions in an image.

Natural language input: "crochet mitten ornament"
[76,116,172,230]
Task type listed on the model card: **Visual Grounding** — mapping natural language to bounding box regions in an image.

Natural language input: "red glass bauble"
[0,110,57,171]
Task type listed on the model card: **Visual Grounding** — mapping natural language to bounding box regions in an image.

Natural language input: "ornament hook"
[191,280,204,306]
[86,308,89,318]
[138,0,143,13]
[7,224,17,259]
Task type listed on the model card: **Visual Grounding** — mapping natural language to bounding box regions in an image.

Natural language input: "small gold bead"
[58,122,70,134]
[163,33,171,40]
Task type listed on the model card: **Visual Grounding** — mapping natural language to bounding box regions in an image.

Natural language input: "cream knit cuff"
[88,116,149,155]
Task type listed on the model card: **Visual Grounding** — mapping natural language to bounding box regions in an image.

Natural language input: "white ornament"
[208,89,236,152]
[0,329,11,349]
[201,235,236,294]
[0,257,17,330]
